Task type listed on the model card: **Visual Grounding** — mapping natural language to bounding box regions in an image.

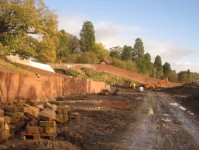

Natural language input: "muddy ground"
[2,84,199,150]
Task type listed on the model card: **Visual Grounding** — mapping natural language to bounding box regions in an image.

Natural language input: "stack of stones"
[0,99,76,141]
[0,99,40,143]
[21,108,57,140]
[0,109,10,143]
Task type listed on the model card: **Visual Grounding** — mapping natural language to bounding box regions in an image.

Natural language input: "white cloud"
[171,61,199,73]
[144,40,198,72]
[95,21,140,48]
[58,13,85,37]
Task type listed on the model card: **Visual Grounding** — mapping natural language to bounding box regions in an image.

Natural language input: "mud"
[2,86,199,150]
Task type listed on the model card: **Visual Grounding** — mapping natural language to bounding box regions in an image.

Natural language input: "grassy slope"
[0,57,139,86]
[0,57,33,75]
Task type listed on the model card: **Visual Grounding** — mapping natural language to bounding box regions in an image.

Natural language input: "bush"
[76,51,99,64]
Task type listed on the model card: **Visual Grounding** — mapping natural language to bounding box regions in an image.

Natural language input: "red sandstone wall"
[0,72,109,103]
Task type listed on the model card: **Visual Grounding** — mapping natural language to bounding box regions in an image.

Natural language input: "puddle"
[149,108,154,115]
[170,102,186,111]
[162,118,172,122]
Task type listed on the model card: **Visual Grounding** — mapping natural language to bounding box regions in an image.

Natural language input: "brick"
[39,121,56,128]
[0,109,4,117]
[39,109,56,121]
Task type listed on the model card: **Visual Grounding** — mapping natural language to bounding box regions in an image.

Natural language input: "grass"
[55,68,138,85]
[0,57,33,75]
[147,98,155,107]
[141,108,149,115]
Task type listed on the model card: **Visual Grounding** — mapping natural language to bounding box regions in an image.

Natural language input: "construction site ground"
[2,83,199,150]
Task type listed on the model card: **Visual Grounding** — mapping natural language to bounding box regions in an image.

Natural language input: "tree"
[168,70,178,82]
[138,53,153,75]
[80,21,96,52]
[178,71,187,83]
[133,38,144,62]
[109,46,122,59]
[65,33,80,53]
[56,30,69,63]
[121,45,133,61]
[163,62,172,76]
[187,69,191,82]
[76,51,99,64]
[0,0,58,62]
[95,43,109,59]
[154,55,163,78]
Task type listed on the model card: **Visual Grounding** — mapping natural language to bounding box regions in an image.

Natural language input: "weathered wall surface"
[0,72,109,103]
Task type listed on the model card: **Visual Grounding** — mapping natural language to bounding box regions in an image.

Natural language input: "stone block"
[2,116,11,124]
[29,119,39,126]
[23,104,40,118]
[39,121,56,128]
[26,126,40,134]
[39,108,56,121]
[45,127,57,134]
[5,106,18,113]
[0,109,4,117]
[0,129,10,143]
[4,112,16,117]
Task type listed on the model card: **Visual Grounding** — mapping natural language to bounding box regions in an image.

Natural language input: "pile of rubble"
[0,98,77,143]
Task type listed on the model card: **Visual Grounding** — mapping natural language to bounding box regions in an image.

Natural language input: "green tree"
[178,71,187,83]
[187,69,191,82]
[163,62,172,76]
[121,45,133,61]
[65,33,80,53]
[0,0,58,62]
[76,51,99,64]
[133,38,144,62]
[56,30,69,63]
[80,21,96,52]
[109,46,122,59]
[95,43,109,59]
[168,70,178,82]
[154,55,163,78]
[138,53,153,75]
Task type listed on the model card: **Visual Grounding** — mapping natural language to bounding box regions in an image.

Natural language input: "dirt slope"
[50,63,182,87]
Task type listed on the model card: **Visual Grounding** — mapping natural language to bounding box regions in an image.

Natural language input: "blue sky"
[44,0,199,73]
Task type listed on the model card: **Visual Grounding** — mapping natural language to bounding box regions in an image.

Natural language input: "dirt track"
[4,87,199,150]
[116,91,199,150]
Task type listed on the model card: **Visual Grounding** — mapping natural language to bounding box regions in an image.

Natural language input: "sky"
[44,0,199,73]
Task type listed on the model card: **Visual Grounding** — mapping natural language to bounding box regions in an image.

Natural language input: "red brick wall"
[0,72,109,103]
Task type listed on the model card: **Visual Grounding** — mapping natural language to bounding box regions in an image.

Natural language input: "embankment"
[50,63,182,87]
